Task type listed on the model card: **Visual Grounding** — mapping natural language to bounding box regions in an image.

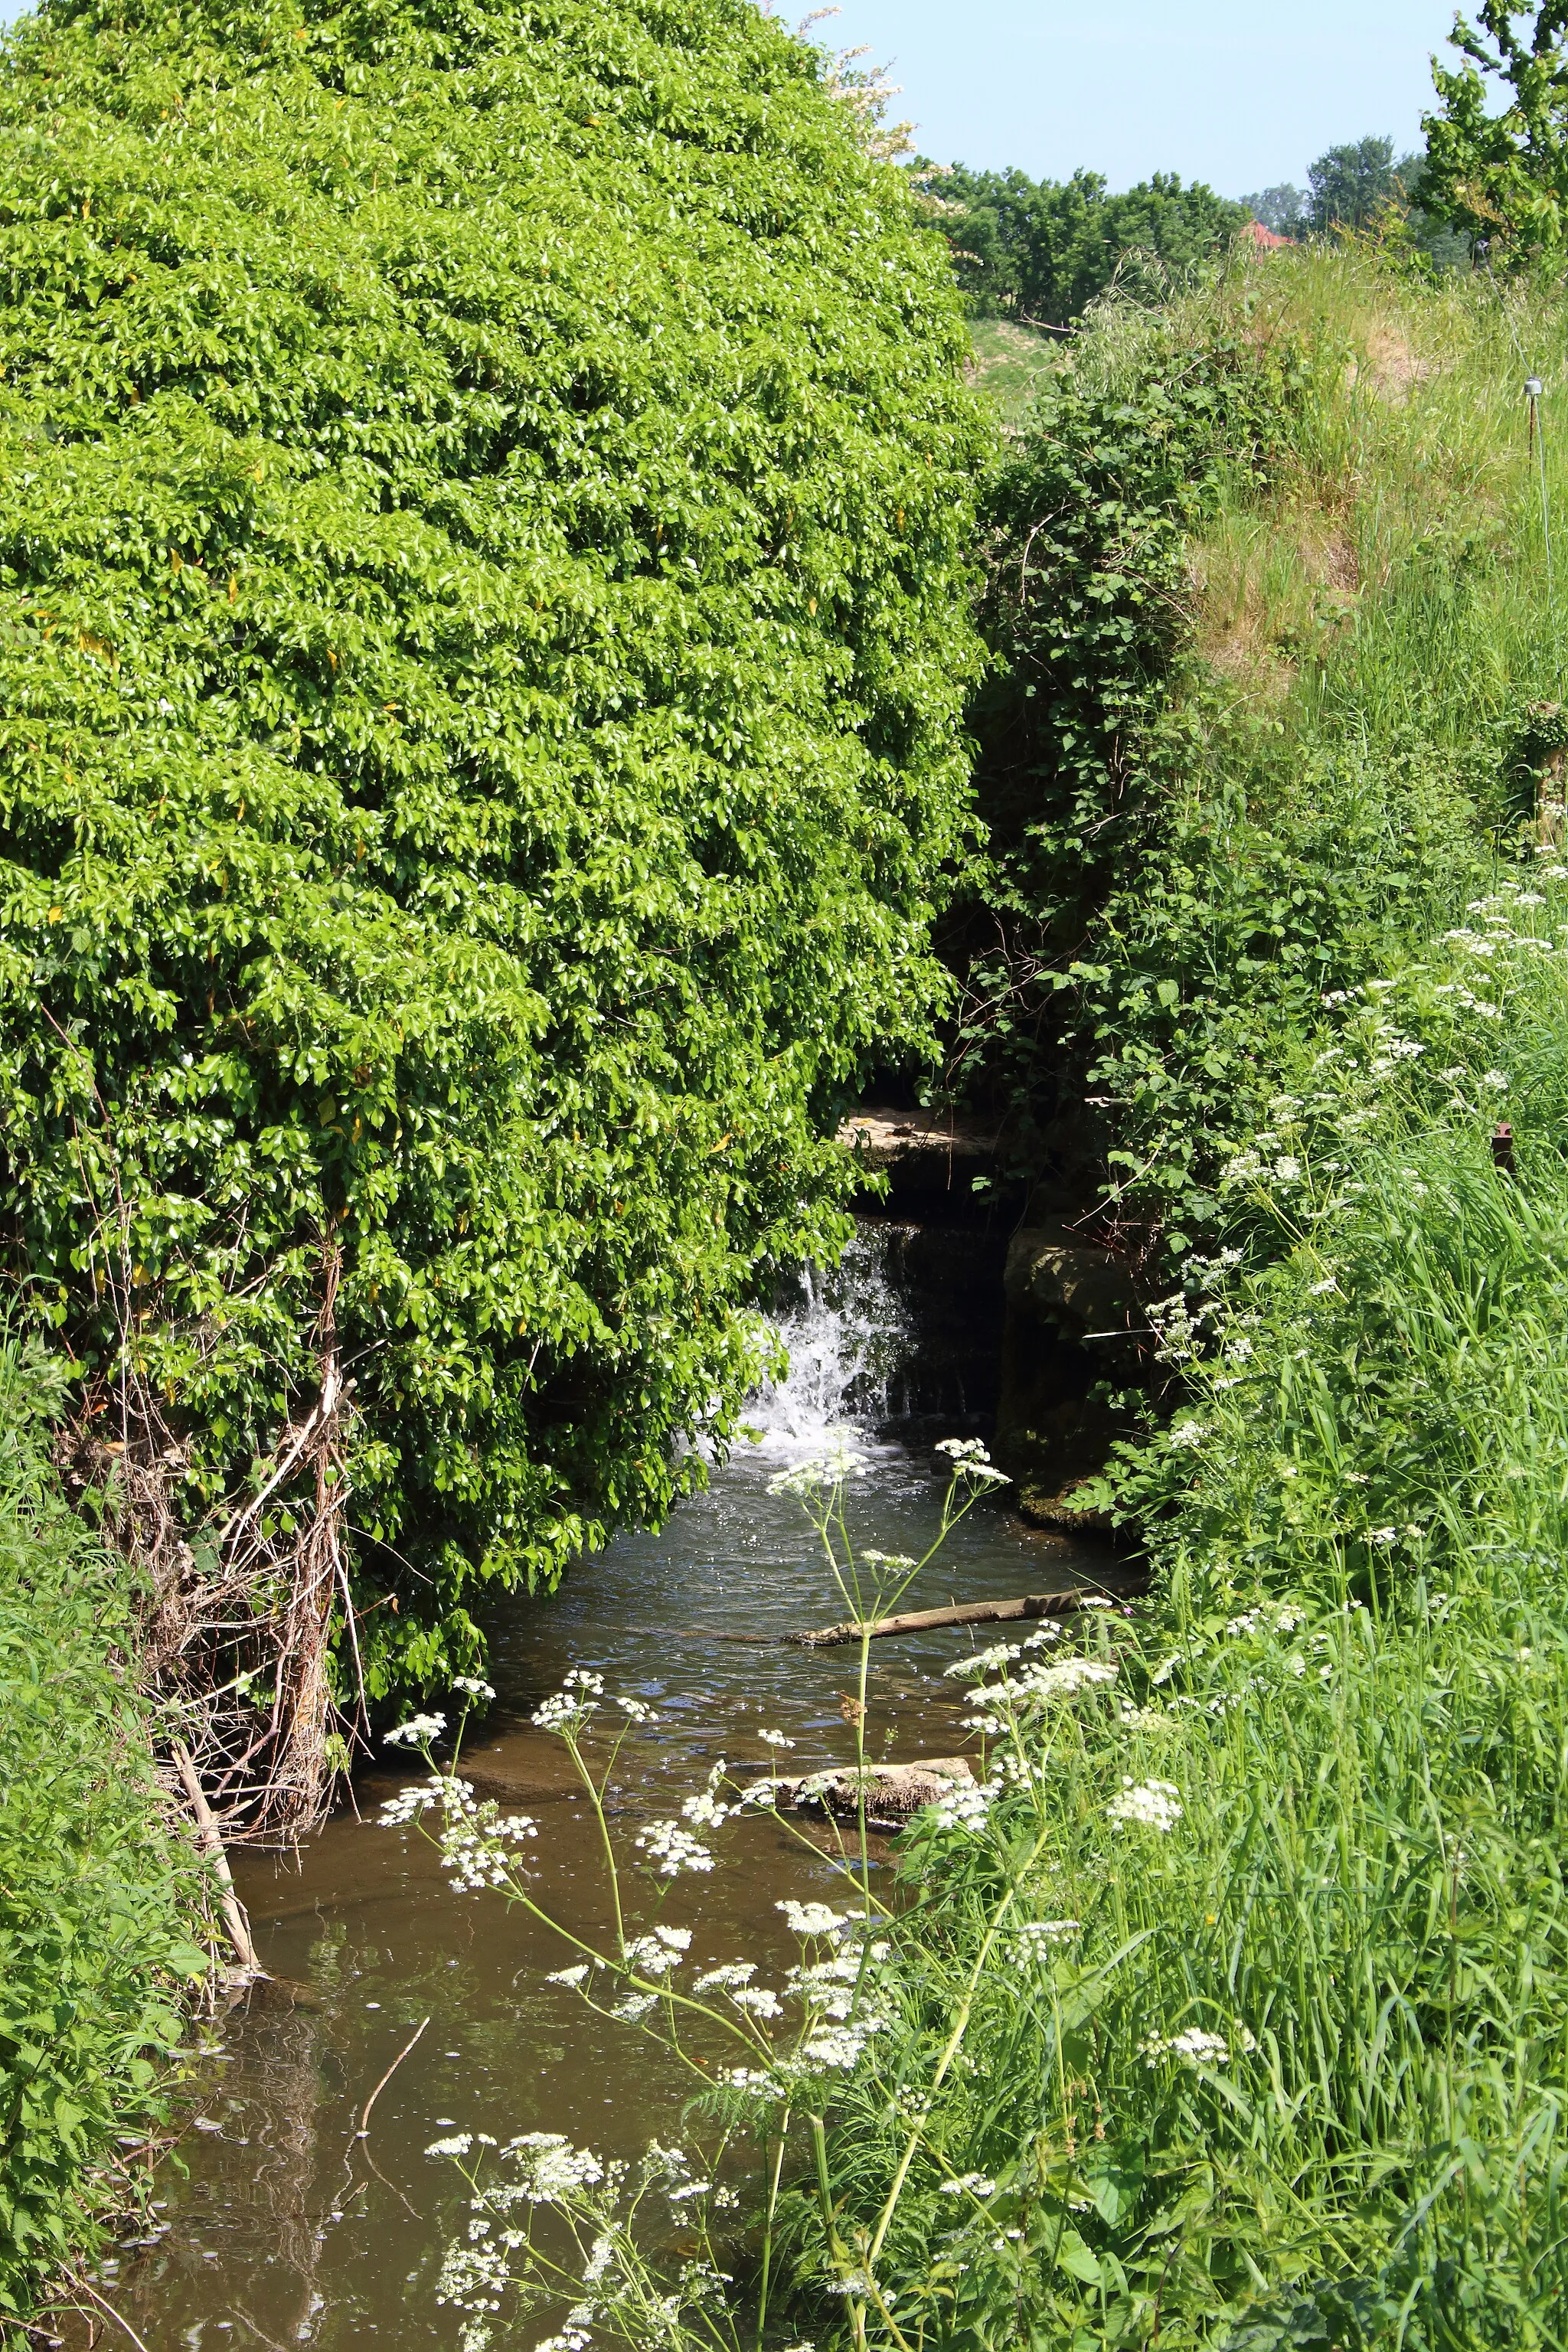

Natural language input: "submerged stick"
[790,1589,1130,1649]
[358,2016,430,2140]
[171,1741,262,1976]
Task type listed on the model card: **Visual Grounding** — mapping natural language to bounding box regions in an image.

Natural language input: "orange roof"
[1242,218,1293,250]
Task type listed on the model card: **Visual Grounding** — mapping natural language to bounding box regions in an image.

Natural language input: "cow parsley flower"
[776,1901,849,1938]
[766,1437,868,1494]
[635,1821,714,1876]
[384,1713,446,1748]
[1108,1779,1182,1832]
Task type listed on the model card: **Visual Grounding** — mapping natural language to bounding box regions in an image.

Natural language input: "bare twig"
[63,2281,152,2352]
[357,2017,430,2141]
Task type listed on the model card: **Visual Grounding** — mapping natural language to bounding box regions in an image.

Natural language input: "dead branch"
[791,1589,1135,1648]
[171,1740,261,1976]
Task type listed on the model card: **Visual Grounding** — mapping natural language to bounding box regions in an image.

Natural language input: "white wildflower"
[938,2173,997,2196]
[776,1901,850,1937]
[943,1642,1021,1680]
[730,1985,783,2017]
[1013,1919,1080,1945]
[694,1962,756,1991]
[1108,1779,1182,1833]
[766,1437,868,1494]
[635,1821,714,1877]
[384,1713,446,1748]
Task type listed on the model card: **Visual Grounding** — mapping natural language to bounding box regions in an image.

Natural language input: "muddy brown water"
[90,1243,1119,2350]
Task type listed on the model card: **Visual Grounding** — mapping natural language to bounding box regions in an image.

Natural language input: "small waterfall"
[746,1225,916,1451]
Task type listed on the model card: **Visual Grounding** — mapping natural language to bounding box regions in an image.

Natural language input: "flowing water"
[97,1227,1117,2351]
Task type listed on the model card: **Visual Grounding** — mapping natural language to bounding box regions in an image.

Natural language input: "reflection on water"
[99,1227,1118,2349]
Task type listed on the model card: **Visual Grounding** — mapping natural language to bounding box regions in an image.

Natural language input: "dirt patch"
[1349,327,1438,403]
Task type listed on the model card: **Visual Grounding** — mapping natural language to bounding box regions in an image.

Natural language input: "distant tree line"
[926,135,1474,330]
[1241,135,1472,266]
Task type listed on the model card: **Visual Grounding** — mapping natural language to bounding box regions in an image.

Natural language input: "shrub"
[0,1339,204,2328]
[0,0,988,1769]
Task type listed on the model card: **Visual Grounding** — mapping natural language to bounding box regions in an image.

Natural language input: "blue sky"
[817,0,1468,195]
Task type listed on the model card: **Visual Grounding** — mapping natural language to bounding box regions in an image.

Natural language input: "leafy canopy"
[1423,2,1568,253]
[0,0,987,1700]
[929,164,1246,325]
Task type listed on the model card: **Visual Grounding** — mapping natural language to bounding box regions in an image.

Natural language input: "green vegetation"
[0,1338,204,2331]
[0,0,987,1742]
[1423,1,1568,257]
[929,163,1245,325]
[769,247,1568,2345]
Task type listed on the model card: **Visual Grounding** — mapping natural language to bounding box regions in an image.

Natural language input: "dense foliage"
[0,0,987,1706]
[929,164,1246,325]
[0,1338,203,2328]
[778,249,1568,2352]
[949,306,1338,1234]
[787,910,1568,2340]
[1423,2,1568,254]
[952,263,1522,1266]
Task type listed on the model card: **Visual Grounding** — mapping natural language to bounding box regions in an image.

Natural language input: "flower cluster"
[384,1711,446,1749]
[378,1771,472,1828]
[1107,1778,1183,1832]
[935,1436,1011,1487]
[440,1805,538,1893]
[531,1669,604,1736]
[634,1819,715,1876]
[766,1436,869,1496]
[1139,2022,1255,2068]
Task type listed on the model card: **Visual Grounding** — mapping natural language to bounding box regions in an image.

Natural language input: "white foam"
[746,1227,915,1456]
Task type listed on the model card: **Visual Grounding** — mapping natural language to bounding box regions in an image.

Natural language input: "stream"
[100,1225,1113,2351]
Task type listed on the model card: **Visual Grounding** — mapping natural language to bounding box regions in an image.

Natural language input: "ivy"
[0,0,988,1702]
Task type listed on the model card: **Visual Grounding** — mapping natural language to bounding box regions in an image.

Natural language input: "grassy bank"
[0,1343,204,2336]
[769,252,1568,2343]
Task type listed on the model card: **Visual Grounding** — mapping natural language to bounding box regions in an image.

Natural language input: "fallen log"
[790,1588,1132,1649]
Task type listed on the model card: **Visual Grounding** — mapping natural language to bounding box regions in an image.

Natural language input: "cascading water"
[746,1224,917,1449]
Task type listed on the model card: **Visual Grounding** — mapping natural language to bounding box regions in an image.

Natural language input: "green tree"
[933,164,1245,325]
[1423,3,1568,253]
[1307,134,1402,230]
[0,0,988,1810]
[1240,182,1309,237]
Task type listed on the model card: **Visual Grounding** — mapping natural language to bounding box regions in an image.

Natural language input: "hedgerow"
[0,1338,204,2331]
[0,0,988,1784]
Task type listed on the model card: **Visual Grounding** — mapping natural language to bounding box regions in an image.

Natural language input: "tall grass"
[765,254,1568,2347]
